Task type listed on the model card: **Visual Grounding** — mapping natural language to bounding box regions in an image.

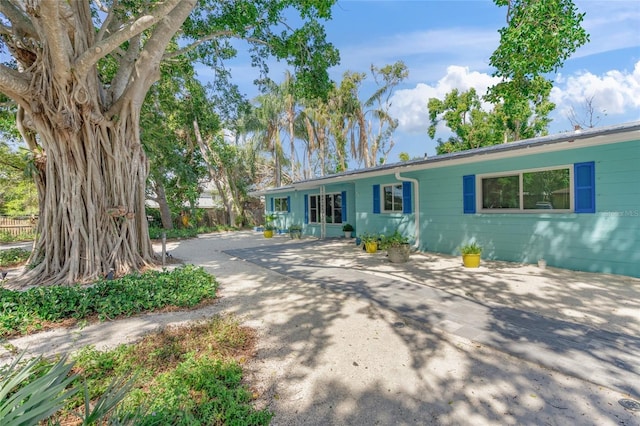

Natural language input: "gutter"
[395,172,420,250]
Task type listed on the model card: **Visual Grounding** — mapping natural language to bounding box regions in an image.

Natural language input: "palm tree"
[361,61,409,167]
[253,89,286,187]
[281,71,300,182]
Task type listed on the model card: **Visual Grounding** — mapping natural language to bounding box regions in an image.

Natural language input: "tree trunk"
[288,107,297,181]
[274,132,282,187]
[21,103,155,286]
[154,181,174,230]
[192,119,242,226]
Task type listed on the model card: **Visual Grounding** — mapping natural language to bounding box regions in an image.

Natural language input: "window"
[373,182,413,214]
[308,193,342,224]
[274,197,289,212]
[479,166,572,212]
[523,169,570,210]
[482,175,520,209]
[382,184,403,212]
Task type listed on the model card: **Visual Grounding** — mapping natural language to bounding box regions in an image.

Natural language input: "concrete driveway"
[177,232,640,425]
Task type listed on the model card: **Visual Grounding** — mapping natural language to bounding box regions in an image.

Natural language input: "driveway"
[225,237,640,398]
[2,232,639,425]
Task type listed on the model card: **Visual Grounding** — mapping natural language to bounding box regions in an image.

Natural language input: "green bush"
[0,248,31,267]
[0,231,35,243]
[0,265,217,337]
[148,225,236,240]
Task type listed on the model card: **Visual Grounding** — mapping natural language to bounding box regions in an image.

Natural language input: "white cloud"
[391,60,640,136]
[551,61,640,119]
[336,28,498,83]
[389,66,501,134]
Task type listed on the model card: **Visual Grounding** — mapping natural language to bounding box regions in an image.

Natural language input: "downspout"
[395,172,420,249]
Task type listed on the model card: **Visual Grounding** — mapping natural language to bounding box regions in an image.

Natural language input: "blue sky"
[205,0,640,161]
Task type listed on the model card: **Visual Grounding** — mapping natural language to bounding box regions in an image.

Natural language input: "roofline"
[250,121,640,196]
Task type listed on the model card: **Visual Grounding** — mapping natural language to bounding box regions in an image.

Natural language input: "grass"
[0,265,218,338]
[73,316,271,425]
[0,248,30,267]
[4,316,272,425]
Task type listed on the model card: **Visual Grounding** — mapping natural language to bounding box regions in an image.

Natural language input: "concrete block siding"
[258,125,640,278]
[413,140,640,277]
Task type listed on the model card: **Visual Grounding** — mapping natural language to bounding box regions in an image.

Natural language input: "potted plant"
[380,230,411,263]
[460,242,482,268]
[289,224,302,239]
[342,223,354,238]
[263,213,277,238]
[360,232,379,254]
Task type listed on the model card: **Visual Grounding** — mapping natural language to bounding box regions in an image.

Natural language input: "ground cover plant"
[0,231,35,244]
[0,265,217,337]
[0,248,30,267]
[148,225,237,240]
[1,316,271,425]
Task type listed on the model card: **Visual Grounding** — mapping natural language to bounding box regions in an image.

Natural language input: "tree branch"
[39,0,72,84]
[74,0,184,79]
[0,0,36,38]
[107,0,197,117]
[0,22,12,36]
[108,33,142,103]
[96,0,115,42]
[0,64,31,100]
[161,28,268,60]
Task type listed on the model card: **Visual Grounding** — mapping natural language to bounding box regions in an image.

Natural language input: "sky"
[206,0,640,162]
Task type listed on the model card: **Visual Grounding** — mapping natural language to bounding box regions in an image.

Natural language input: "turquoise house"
[253,122,640,278]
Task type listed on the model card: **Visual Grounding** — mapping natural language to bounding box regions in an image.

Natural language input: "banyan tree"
[0,0,337,285]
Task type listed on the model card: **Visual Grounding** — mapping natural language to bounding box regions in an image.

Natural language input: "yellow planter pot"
[365,241,378,253]
[263,230,274,238]
[462,254,481,268]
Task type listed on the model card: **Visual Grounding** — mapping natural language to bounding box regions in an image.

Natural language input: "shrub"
[148,225,236,240]
[0,248,31,267]
[0,231,35,243]
[379,230,409,249]
[0,265,218,337]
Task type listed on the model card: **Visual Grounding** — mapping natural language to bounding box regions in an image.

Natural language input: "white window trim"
[308,192,343,225]
[477,165,574,213]
[381,183,403,213]
[274,197,289,212]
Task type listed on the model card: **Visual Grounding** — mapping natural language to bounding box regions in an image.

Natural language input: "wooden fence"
[0,216,37,237]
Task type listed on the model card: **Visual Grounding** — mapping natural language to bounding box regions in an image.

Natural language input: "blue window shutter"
[341,191,347,222]
[402,182,413,214]
[373,184,380,214]
[304,195,309,224]
[287,196,291,213]
[574,162,595,213]
[463,175,476,214]
[270,197,274,212]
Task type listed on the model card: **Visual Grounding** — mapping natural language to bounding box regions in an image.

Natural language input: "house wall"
[353,174,418,243]
[266,183,357,238]
[264,138,639,277]
[414,139,639,277]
